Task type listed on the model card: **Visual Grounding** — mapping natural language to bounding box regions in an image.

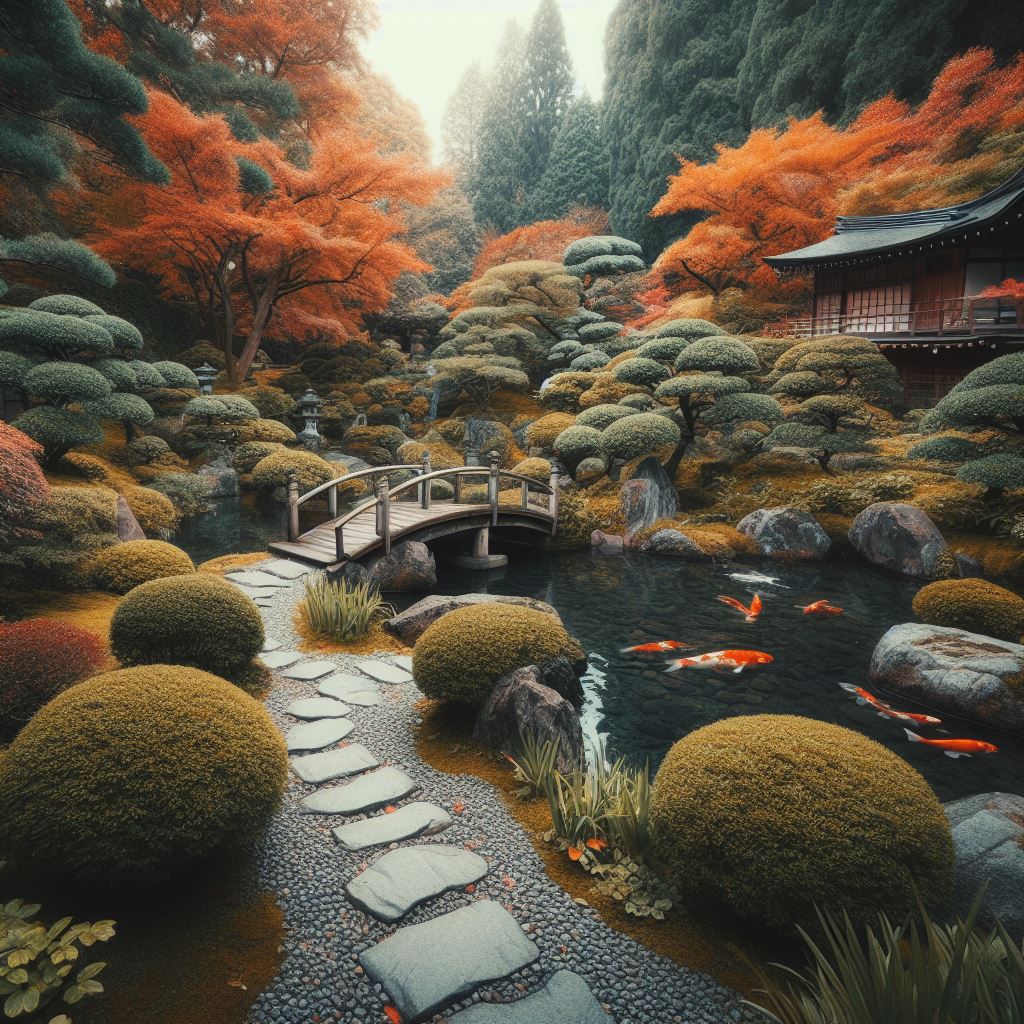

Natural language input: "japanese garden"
[3,2,1024,1022]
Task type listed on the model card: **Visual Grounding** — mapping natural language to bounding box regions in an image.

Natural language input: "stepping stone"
[392,655,413,672]
[290,744,378,785]
[319,673,382,707]
[287,696,350,720]
[285,718,353,752]
[261,639,282,653]
[282,660,336,681]
[332,801,451,852]
[261,558,312,580]
[301,766,418,816]
[448,971,610,1023]
[255,599,274,608]
[356,660,412,685]
[359,900,539,1022]
[261,650,302,669]
[346,845,488,923]
[226,570,292,588]
[234,586,277,600]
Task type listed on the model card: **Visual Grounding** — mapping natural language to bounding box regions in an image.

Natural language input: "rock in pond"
[635,528,709,559]
[365,540,436,592]
[590,529,624,555]
[383,593,561,645]
[869,623,1024,734]
[619,456,678,538]
[944,792,1024,940]
[849,501,947,577]
[736,507,831,560]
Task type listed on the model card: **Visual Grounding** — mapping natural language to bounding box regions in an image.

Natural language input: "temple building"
[765,169,1024,406]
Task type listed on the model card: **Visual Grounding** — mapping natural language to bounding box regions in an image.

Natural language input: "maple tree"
[472,209,608,277]
[0,422,50,546]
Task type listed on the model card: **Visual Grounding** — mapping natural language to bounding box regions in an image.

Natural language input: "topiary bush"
[575,403,638,430]
[126,434,171,465]
[0,666,287,883]
[0,618,106,731]
[110,574,264,684]
[956,453,1024,493]
[123,484,180,535]
[600,412,681,462]
[511,456,552,482]
[233,440,287,474]
[525,412,576,449]
[251,448,336,493]
[413,604,584,707]
[653,318,727,341]
[912,578,1024,641]
[650,715,954,933]
[610,357,671,388]
[553,424,605,472]
[91,539,195,594]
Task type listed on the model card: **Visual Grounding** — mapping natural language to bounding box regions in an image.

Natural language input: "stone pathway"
[245,555,757,1024]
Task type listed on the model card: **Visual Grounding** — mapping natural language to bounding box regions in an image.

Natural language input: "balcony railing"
[775,294,1023,339]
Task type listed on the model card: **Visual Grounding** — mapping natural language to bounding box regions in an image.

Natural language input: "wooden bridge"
[268,453,560,568]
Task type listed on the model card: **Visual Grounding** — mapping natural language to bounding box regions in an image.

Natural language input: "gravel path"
[239,559,756,1024]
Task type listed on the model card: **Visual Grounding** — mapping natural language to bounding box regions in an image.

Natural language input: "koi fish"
[384,1007,402,1024]
[717,593,763,622]
[904,729,998,758]
[839,683,941,725]
[620,640,691,654]
[728,570,787,587]
[665,649,774,675]
[798,599,844,616]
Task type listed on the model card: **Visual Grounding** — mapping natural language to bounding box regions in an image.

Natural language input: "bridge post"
[548,465,560,533]
[375,476,391,554]
[286,472,299,541]
[327,481,338,518]
[487,451,500,526]
[419,452,431,509]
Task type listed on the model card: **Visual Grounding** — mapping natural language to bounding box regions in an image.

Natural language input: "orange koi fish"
[384,1007,403,1024]
[798,599,844,616]
[839,684,942,725]
[620,640,691,654]
[666,649,774,675]
[717,593,763,622]
[904,729,998,758]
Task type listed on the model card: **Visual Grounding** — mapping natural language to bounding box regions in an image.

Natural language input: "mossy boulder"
[912,578,1024,642]
[91,539,195,593]
[650,715,954,932]
[412,604,585,707]
[0,666,287,883]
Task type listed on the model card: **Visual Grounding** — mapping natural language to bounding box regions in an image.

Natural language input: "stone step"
[236,586,277,600]
[261,639,282,653]
[359,900,539,1023]
[300,766,417,816]
[345,845,488,923]
[318,673,382,707]
[287,697,351,720]
[285,718,353,753]
[393,654,413,672]
[261,650,302,670]
[282,660,337,681]
[447,971,611,1023]
[255,599,274,608]
[332,801,451,852]
[261,558,312,580]
[356,660,413,685]
[290,744,378,785]
[226,570,292,588]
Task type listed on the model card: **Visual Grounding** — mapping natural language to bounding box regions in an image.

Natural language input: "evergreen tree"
[442,61,489,183]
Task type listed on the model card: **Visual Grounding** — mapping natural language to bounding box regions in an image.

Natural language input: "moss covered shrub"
[553,424,604,472]
[0,666,287,883]
[413,605,584,707]
[956,453,1024,493]
[650,715,953,933]
[511,456,552,482]
[91,539,195,594]
[233,440,287,474]
[126,434,171,465]
[601,412,681,461]
[526,412,576,449]
[123,484,180,535]
[110,575,264,684]
[251,449,335,493]
[912,578,1024,641]
[0,619,105,730]
[610,357,671,388]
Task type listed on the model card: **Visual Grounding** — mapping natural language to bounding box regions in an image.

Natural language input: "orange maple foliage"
[473,208,608,277]
[982,279,1024,301]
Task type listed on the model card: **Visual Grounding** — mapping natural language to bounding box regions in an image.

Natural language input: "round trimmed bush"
[956,453,1024,492]
[553,424,604,470]
[123,485,179,534]
[675,336,759,374]
[0,619,105,728]
[0,666,287,883]
[511,456,552,482]
[110,574,264,681]
[650,715,954,932]
[413,605,584,707]
[91,540,195,594]
[907,433,991,463]
[575,403,637,430]
[569,350,611,371]
[912,578,1024,641]
[233,440,287,473]
[126,434,171,465]
[525,412,576,449]
[610,357,671,387]
[600,412,680,461]
[654,318,727,341]
[28,294,106,317]
[24,361,112,403]
[150,361,200,390]
[251,448,335,492]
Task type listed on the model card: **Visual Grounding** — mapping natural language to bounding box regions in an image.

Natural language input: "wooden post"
[327,481,338,518]
[473,527,489,557]
[420,452,431,509]
[452,471,462,504]
[487,451,500,526]
[334,522,345,561]
[375,476,391,554]
[520,479,529,510]
[287,472,300,541]
[548,465,560,534]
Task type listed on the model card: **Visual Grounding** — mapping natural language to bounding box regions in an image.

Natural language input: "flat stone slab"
[261,650,302,669]
[287,696,351,720]
[285,718,353,752]
[332,801,452,852]
[448,971,609,1023]
[319,673,382,707]
[346,845,488,923]
[301,766,418,816]
[282,660,337,681]
[360,900,539,1022]
[356,660,412,685]
[235,585,277,599]
[261,639,282,653]
[226,570,292,588]
[261,558,312,579]
[393,655,413,671]
[290,744,378,785]
[255,599,274,608]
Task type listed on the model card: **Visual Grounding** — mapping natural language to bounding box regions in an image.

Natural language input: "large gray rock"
[197,456,239,497]
[301,766,417,815]
[383,593,561,645]
[944,792,1024,940]
[635,528,710,559]
[619,457,678,537]
[332,801,452,852]
[449,971,610,1023]
[115,494,146,541]
[346,845,488,923]
[736,507,831,560]
[474,666,585,774]
[869,623,1024,734]
[849,502,947,577]
[590,530,624,555]
[359,900,539,1022]
[575,457,606,485]
[366,540,437,593]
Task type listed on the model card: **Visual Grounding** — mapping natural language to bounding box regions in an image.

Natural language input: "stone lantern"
[297,388,324,450]
[194,362,218,395]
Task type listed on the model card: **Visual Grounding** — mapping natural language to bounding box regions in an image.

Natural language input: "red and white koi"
[904,729,998,758]
[665,649,774,675]
[839,683,942,725]
[620,640,691,654]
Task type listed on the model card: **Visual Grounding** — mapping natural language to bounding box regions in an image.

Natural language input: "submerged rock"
[736,507,831,560]
[849,501,947,577]
[383,592,560,645]
[591,529,624,554]
[869,622,1024,734]
[619,457,678,537]
[365,540,436,593]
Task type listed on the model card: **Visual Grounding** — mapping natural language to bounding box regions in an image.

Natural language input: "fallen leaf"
[567,846,583,862]
[384,805,396,814]
[465,884,476,894]
[502,875,516,889]
[384,1006,402,1024]
[585,838,608,851]
[452,800,466,815]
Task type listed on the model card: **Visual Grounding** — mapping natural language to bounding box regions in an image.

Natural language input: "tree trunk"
[234,277,280,386]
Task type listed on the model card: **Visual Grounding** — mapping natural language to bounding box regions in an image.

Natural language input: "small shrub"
[241,384,294,419]
[525,412,576,449]
[148,472,213,517]
[911,481,988,530]
[123,484,180,535]
[413,604,584,707]
[251,449,336,493]
[610,357,671,388]
[575,404,637,430]
[0,666,287,883]
[511,456,552,482]
[299,575,394,642]
[653,318,727,341]
[912,578,1024,641]
[957,453,1024,492]
[91,539,195,594]
[600,412,681,461]
[126,434,171,465]
[110,574,264,683]
[233,440,286,473]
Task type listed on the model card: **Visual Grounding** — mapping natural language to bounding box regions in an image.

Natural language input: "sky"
[361,0,620,160]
